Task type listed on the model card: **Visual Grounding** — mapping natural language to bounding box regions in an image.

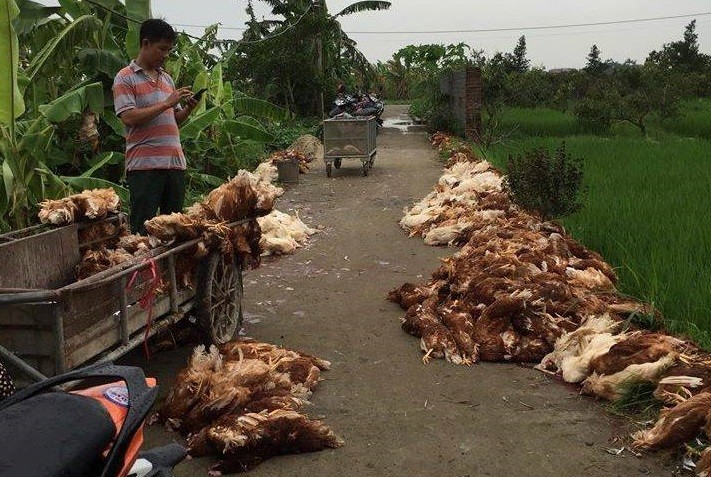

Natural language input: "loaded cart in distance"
[323,116,377,177]
[0,216,250,382]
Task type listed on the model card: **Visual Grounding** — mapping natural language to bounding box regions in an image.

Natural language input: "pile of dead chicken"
[38,188,121,225]
[268,150,313,174]
[157,339,343,474]
[257,210,315,256]
[66,161,315,279]
[400,138,512,247]
[391,132,711,475]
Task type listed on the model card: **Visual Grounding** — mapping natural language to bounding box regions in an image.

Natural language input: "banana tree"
[180,73,291,185]
[0,0,126,230]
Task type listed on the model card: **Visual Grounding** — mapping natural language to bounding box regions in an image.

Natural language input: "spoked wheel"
[195,251,243,345]
[326,163,333,177]
[334,158,342,169]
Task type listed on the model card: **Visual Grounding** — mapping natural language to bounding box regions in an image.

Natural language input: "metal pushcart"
[0,216,252,381]
[323,116,377,177]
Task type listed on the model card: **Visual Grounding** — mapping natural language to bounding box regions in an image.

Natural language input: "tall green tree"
[584,44,606,75]
[647,20,709,73]
[230,0,390,116]
[508,35,529,73]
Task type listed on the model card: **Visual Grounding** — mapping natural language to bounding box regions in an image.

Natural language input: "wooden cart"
[0,216,251,381]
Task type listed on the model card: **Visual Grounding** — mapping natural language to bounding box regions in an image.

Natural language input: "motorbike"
[329,91,384,127]
[0,362,186,477]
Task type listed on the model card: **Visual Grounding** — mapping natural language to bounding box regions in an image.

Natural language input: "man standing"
[113,19,197,234]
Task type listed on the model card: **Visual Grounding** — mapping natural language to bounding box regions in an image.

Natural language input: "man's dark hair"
[139,19,177,44]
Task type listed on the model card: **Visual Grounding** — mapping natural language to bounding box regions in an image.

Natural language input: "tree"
[574,63,683,136]
[231,0,391,116]
[508,35,529,73]
[647,20,710,73]
[584,44,605,75]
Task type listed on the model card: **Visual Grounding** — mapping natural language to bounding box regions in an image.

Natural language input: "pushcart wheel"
[195,251,243,345]
[326,163,333,177]
[362,162,369,176]
[334,158,341,169]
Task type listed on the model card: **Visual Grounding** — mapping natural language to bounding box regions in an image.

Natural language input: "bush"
[505,142,585,220]
[573,95,614,133]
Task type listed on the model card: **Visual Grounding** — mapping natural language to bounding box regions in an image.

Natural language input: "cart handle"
[0,289,60,305]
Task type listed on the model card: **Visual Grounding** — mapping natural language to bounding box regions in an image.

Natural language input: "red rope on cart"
[126,258,161,361]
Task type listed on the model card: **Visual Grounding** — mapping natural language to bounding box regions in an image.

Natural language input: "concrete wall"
[440,67,483,143]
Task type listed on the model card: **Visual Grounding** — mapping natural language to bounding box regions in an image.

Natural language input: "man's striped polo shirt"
[113,60,186,171]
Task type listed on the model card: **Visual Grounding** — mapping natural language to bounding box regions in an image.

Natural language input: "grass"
[479,102,711,348]
[661,98,711,141]
[606,382,663,421]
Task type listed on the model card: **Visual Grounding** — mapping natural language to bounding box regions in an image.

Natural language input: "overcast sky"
[40,0,711,68]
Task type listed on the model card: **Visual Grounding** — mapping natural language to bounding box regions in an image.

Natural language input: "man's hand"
[175,92,199,124]
[164,87,193,109]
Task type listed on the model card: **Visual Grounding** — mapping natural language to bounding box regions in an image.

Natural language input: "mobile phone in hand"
[191,88,207,102]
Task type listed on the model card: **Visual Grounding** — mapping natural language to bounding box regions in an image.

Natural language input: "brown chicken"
[632,391,711,450]
[188,409,344,475]
[159,340,341,473]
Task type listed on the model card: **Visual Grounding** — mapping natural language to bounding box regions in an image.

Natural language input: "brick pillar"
[465,67,483,143]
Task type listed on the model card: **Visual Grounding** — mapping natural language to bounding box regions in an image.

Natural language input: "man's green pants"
[126,169,185,235]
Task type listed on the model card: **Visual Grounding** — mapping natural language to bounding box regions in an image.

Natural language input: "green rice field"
[480,103,711,347]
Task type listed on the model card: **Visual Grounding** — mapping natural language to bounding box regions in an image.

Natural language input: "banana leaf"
[102,109,125,136]
[82,151,124,178]
[180,106,220,141]
[125,0,151,58]
[232,95,290,121]
[190,172,224,188]
[192,69,209,115]
[25,14,101,82]
[13,0,61,36]
[60,175,128,204]
[222,81,234,119]
[57,0,88,20]
[0,0,25,129]
[209,63,224,107]
[333,1,391,17]
[222,118,273,143]
[1,159,13,211]
[38,82,104,123]
[77,48,125,77]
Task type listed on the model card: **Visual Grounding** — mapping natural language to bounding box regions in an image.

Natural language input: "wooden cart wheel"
[334,158,342,169]
[326,163,333,177]
[195,251,243,345]
[362,161,369,176]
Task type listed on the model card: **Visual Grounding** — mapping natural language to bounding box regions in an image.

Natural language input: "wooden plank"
[0,303,54,329]
[0,328,55,356]
[0,224,79,289]
[62,260,172,339]
[64,288,194,368]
